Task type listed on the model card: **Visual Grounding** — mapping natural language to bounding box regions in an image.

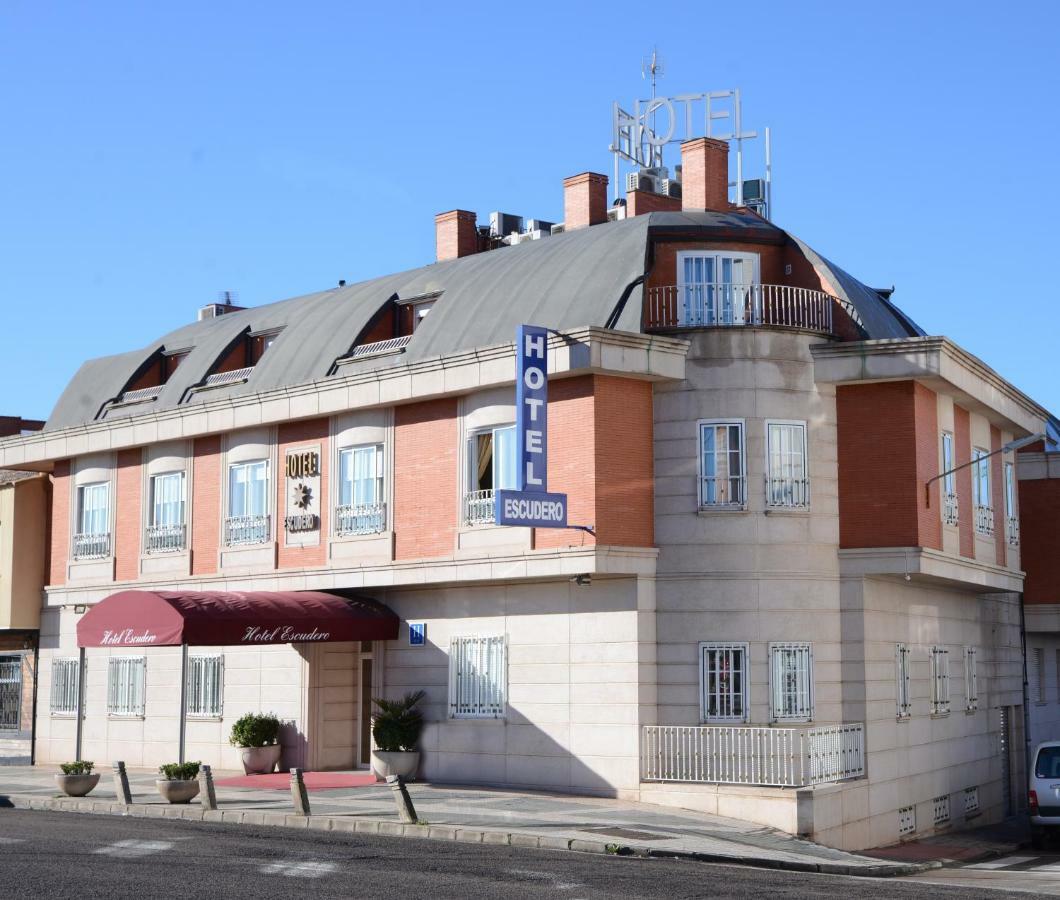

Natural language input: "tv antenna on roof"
[642,47,664,134]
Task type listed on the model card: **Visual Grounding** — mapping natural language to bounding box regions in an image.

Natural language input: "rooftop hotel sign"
[495,325,568,528]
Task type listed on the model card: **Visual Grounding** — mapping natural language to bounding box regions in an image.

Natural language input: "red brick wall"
[563,172,608,230]
[435,210,478,261]
[991,426,1007,566]
[1020,469,1060,604]
[114,448,142,581]
[837,381,941,550]
[953,405,974,558]
[627,190,681,217]
[277,419,328,569]
[394,399,458,559]
[535,377,597,550]
[680,138,729,211]
[49,460,70,586]
[913,383,942,551]
[191,435,221,576]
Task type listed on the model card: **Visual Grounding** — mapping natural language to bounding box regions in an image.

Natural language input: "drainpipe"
[178,643,188,765]
[74,646,85,761]
[1020,590,1032,808]
[29,633,39,765]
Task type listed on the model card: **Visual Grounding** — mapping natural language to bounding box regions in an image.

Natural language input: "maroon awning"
[76,589,399,648]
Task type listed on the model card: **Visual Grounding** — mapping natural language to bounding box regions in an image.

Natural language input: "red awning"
[76,590,399,648]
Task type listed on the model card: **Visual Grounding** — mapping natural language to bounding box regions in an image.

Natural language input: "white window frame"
[1005,461,1019,545]
[107,656,146,717]
[699,642,749,722]
[972,447,992,534]
[149,471,186,528]
[765,420,809,509]
[338,444,384,509]
[227,459,270,519]
[698,420,746,509]
[676,250,761,326]
[448,635,507,719]
[50,657,80,716]
[941,432,958,526]
[77,481,110,536]
[768,642,813,722]
[186,654,223,718]
[896,643,912,718]
[929,646,950,715]
[964,646,978,712]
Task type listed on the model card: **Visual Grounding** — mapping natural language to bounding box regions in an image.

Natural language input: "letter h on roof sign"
[516,324,548,491]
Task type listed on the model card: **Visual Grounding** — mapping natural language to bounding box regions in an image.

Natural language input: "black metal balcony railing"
[73,532,111,560]
[145,523,186,554]
[645,283,836,334]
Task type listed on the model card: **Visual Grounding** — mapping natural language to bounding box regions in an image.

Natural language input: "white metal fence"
[224,514,270,546]
[641,723,865,787]
[943,492,959,526]
[645,283,835,334]
[335,503,387,536]
[73,531,111,560]
[145,523,186,553]
[974,504,994,536]
[463,489,496,526]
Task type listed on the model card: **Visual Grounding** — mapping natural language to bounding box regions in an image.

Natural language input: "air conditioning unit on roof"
[489,211,523,237]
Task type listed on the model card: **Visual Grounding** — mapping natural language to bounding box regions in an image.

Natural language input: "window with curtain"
[228,460,269,518]
[77,482,110,535]
[339,445,384,507]
[700,422,744,507]
[700,643,748,721]
[150,472,185,526]
[769,642,813,721]
[766,422,809,508]
[468,425,517,493]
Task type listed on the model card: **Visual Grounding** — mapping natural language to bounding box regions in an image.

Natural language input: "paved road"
[904,851,1060,896]
[0,809,1025,899]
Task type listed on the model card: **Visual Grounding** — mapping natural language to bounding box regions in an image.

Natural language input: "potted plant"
[370,690,425,781]
[55,760,99,797]
[230,712,282,775]
[156,761,201,803]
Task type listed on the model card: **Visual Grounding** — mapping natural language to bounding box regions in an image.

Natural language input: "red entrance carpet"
[214,771,378,791]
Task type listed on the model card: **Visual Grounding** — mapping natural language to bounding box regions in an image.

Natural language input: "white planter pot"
[55,773,100,797]
[370,750,420,781]
[240,743,282,775]
[156,779,200,804]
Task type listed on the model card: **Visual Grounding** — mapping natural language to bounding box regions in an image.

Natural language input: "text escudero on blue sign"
[495,490,568,528]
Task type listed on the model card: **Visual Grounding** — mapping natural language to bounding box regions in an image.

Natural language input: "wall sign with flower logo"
[284,447,321,543]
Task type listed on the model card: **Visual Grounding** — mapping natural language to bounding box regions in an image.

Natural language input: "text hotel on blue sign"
[494,324,568,528]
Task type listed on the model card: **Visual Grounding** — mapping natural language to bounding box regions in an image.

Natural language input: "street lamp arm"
[924,433,1044,508]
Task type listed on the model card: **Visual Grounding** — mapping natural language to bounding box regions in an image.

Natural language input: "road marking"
[0,837,24,844]
[94,840,174,858]
[260,860,337,878]
[966,856,1038,869]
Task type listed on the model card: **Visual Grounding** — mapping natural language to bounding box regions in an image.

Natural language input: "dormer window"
[396,291,442,338]
[677,251,760,326]
[247,330,281,366]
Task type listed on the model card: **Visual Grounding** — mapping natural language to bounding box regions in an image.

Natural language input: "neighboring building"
[1018,425,1060,752]
[0,137,1054,850]
[0,416,49,758]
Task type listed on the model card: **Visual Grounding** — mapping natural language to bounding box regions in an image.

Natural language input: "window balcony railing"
[645,283,836,334]
[765,477,810,510]
[1007,515,1020,546]
[145,523,186,554]
[335,503,387,536]
[974,505,994,536]
[700,476,746,509]
[463,489,496,526]
[73,532,111,560]
[943,492,959,526]
[641,723,865,788]
[224,514,270,546]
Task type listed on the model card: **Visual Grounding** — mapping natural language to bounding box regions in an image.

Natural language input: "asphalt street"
[0,808,1028,899]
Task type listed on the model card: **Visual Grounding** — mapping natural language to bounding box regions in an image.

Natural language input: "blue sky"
[2,1,1058,420]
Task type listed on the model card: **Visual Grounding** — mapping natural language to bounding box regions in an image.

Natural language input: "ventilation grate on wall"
[933,795,951,826]
[898,805,916,836]
[964,787,980,817]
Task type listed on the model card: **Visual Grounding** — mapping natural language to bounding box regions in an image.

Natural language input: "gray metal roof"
[44,210,922,431]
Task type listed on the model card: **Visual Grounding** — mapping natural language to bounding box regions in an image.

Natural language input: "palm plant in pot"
[230,712,282,774]
[156,761,201,804]
[370,690,425,781]
[55,760,99,797]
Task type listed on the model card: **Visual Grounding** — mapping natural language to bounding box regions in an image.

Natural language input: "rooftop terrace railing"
[645,283,836,334]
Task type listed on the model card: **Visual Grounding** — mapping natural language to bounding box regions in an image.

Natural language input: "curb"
[7,795,936,878]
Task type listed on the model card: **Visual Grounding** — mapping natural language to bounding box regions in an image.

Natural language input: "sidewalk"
[865,817,1030,865]
[0,765,933,877]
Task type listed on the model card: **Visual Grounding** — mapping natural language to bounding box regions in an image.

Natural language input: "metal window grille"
[895,644,912,718]
[1034,648,1046,703]
[107,656,146,717]
[700,643,748,721]
[933,795,951,826]
[1056,650,1060,703]
[943,492,959,527]
[72,531,111,560]
[930,646,950,714]
[964,647,978,711]
[463,489,496,526]
[769,642,813,721]
[335,503,387,536]
[145,524,186,553]
[224,514,270,546]
[963,786,980,815]
[0,657,21,729]
[1005,462,1018,545]
[449,636,506,719]
[941,432,955,496]
[186,655,223,718]
[765,423,809,509]
[898,805,916,836]
[51,658,80,715]
[973,449,993,534]
[700,423,745,507]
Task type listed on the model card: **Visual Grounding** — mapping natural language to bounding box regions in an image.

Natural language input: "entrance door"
[0,656,22,730]
[678,252,758,326]
[307,643,359,770]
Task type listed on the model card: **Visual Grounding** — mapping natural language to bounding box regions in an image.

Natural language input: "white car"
[1031,741,1060,848]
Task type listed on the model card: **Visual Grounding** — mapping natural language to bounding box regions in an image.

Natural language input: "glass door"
[678,252,758,326]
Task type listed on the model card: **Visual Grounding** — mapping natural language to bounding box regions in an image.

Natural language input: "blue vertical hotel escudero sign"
[495,325,569,528]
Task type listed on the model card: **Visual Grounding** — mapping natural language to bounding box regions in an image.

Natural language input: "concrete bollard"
[198,764,218,811]
[290,767,311,816]
[112,760,132,806]
[385,774,418,824]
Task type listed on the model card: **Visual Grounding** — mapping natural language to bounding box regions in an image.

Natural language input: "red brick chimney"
[435,210,478,261]
[562,172,608,230]
[680,138,730,211]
